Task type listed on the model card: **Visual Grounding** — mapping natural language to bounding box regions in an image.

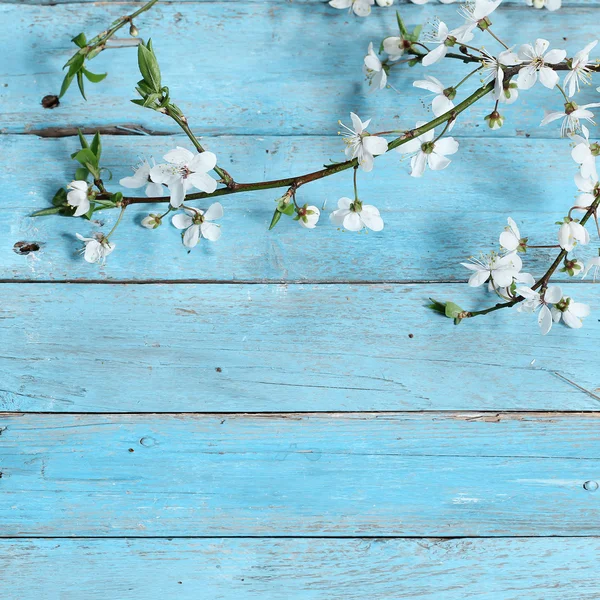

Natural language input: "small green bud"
[485,111,504,130]
[141,214,162,229]
[129,23,139,37]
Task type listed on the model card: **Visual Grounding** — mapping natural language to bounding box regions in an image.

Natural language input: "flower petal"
[200,222,222,241]
[182,224,200,248]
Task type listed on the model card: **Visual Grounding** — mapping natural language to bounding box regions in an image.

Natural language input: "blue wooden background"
[1,0,600,597]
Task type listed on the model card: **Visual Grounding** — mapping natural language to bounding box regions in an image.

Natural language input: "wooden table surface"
[1,0,599,597]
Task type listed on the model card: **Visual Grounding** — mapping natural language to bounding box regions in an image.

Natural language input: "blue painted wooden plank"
[2,135,595,282]
[1,412,600,535]
[0,3,597,135]
[1,537,599,599]
[1,283,599,411]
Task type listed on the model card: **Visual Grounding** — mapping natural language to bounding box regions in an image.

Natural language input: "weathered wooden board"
[2,537,600,600]
[1,283,599,412]
[1,412,600,536]
[1,3,598,136]
[2,135,591,282]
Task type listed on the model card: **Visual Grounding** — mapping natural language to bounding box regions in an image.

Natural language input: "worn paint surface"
[1,0,599,596]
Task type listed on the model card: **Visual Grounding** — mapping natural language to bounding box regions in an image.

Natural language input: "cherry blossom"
[383,36,411,61]
[564,41,598,97]
[571,126,598,180]
[150,147,218,208]
[141,214,163,229]
[525,0,561,10]
[541,101,600,137]
[172,203,223,248]
[330,197,384,231]
[515,285,562,335]
[413,76,455,119]
[399,123,459,177]
[329,0,393,17]
[582,254,600,281]
[339,113,388,172]
[120,159,164,197]
[499,217,527,252]
[481,49,521,100]
[421,22,454,67]
[76,233,115,264]
[296,205,321,229]
[551,296,591,328]
[461,251,525,288]
[517,39,566,90]
[67,180,91,217]
[364,43,387,92]
[453,0,503,43]
[573,172,599,211]
[558,218,590,251]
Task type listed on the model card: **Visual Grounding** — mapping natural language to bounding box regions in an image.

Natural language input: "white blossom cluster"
[329,0,560,17]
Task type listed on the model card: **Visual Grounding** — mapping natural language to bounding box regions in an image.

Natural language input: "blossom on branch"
[564,40,598,97]
[516,285,562,335]
[120,159,164,197]
[516,39,566,90]
[172,202,223,248]
[329,0,392,17]
[541,101,600,137]
[570,126,598,180]
[399,123,459,177]
[330,197,384,231]
[339,113,388,172]
[76,233,115,264]
[551,296,590,329]
[413,76,455,119]
[67,181,91,217]
[461,251,525,288]
[364,43,387,92]
[150,147,218,208]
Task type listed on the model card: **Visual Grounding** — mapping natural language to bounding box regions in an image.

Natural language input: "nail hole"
[408,333,414,339]
[128,448,135,453]
[215,367,222,373]
[41,95,60,109]
[13,241,41,255]
[583,480,598,492]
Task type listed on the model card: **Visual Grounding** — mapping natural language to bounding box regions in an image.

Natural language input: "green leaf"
[76,71,87,100]
[444,302,463,319]
[410,24,422,42]
[77,128,89,150]
[90,132,102,161]
[72,147,97,168]
[137,40,161,92]
[51,188,68,206]
[58,72,76,98]
[130,99,146,107]
[75,167,89,181]
[66,53,85,78]
[396,11,408,37]
[278,202,295,216]
[426,298,447,315]
[72,32,87,48]
[82,69,107,83]
[31,206,62,217]
[269,209,282,230]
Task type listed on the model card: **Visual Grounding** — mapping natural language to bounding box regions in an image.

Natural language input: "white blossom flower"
[172,203,223,248]
[481,49,521,100]
[297,205,321,229]
[573,172,599,211]
[564,40,598,97]
[421,21,453,67]
[571,126,598,180]
[499,217,526,252]
[551,296,590,329]
[461,251,524,288]
[339,113,388,172]
[399,122,459,177]
[120,159,164,197]
[141,214,163,229]
[453,0,503,43]
[329,0,376,17]
[75,233,115,264]
[383,36,411,61]
[582,255,600,281]
[150,147,218,208]
[413,76,454,118]
[67,181,90,217]
[499,81,519,104]
[330,197,384,231]
[515,285,562,335]
[364,43,387,92]
[517,39,567,90]
[525,0,561,10]
[541,101,600,137]
[558,218,590,251]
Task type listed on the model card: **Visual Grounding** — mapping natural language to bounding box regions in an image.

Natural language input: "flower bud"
[142,214,162,229]
[559,257,584,277]
[129,23,139,37]
[485,111,504,130]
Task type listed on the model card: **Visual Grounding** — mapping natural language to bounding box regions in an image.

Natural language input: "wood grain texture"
[1,282,599,412]
[1,412,600,536]
[2,537,600,599]
[2,135,593,282]
[1,3,598,136]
